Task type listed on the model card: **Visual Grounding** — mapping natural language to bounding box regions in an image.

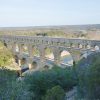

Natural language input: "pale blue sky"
[0,0,100,27]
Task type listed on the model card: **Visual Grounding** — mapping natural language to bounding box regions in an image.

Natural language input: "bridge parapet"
[0,35,100,47]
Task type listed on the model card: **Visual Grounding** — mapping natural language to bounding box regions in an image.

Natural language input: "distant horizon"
[0,23,100,28]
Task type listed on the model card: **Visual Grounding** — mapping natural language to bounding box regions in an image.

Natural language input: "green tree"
[44,85,65,100]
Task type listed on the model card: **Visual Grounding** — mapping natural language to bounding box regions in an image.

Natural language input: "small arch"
[86,44,91,49]
[78,44,83,49]
[44,65,50,70]
[51,41,53,44]
[57,42,60,45]
[45,41,48,44]
[70,43,73,47]
[70,43,75,48]
[21,58,27,65]
[31,61,38,69]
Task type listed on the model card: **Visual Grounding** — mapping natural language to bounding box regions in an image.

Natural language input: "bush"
[0,69,34,100]
[44,85,65,100]
[24,66,76,100]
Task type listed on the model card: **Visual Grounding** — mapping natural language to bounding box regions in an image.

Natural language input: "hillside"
[76,52,100,99]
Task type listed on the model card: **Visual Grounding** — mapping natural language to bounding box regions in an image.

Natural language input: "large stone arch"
[59,49,73,66]
[94,45,100,51]
[44,46,54,61]
[32,45,40,57]
[14,43,19,52]
[19,44,29,54]
[78,43,83,49]
[58,47,83,66]
[17,44,24,54]
[10,42,19,53]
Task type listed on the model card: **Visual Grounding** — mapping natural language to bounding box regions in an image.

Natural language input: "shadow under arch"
[3,42,7,47]
[14,55,19,64]
[44,65,50,70]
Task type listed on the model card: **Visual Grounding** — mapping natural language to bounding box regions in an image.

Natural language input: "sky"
[0,0,100,27]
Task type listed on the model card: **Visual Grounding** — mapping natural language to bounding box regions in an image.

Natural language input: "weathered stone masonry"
[0,35,100,69]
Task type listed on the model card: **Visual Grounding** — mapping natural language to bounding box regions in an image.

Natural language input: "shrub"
[0,69,33,100]
[24,66,76,100]
[44,85,65,100]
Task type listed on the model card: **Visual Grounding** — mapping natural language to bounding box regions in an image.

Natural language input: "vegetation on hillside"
[0,69,33,100]
[24,66,76,100]
[0,42,13,68]
[0,40,100,99]
[0,66,76,100]
[76,52,100,99]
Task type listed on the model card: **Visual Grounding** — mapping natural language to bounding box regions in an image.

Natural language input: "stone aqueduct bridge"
[0,35,100,69]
